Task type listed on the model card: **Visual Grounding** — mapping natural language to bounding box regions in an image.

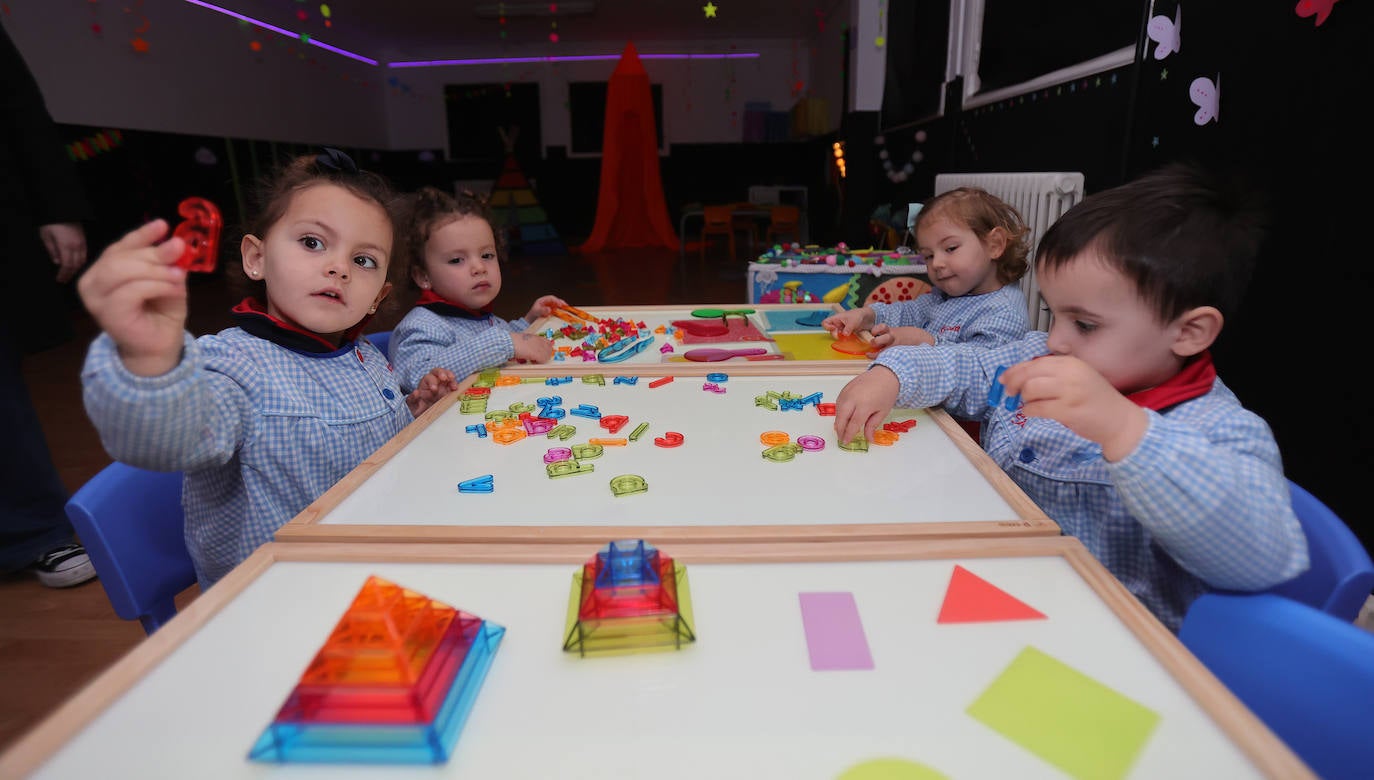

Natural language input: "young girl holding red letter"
[79,150,458,588]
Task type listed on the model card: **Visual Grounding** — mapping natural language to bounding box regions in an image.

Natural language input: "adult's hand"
[39,222,87,283]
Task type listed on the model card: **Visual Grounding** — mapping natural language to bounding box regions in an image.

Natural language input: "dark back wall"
[59,128,838,272]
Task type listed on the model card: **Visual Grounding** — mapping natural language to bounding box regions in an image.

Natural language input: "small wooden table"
[0,537,1311,778]
[276,366,1057,546]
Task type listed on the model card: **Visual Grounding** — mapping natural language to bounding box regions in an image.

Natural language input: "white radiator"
[933,172,1085,331]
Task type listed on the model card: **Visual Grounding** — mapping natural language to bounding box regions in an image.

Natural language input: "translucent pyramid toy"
[562,539,696,658]
[249,575,504,765]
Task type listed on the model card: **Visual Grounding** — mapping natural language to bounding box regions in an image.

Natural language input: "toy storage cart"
[747,259,930,309]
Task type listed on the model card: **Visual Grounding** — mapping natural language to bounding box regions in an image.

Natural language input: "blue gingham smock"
[872,331,1309,632]
[869,284,1029,348]
[81,329,414,588]
[391,306,530,392]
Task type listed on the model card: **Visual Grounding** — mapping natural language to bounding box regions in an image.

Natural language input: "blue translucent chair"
[1179,592,1374,780]
[366,330,391,359]
[1267,480,1374,622]
[64,462,193,635]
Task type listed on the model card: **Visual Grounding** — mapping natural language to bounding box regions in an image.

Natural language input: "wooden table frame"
[275,364,1056,545]
[0,537,1311,779]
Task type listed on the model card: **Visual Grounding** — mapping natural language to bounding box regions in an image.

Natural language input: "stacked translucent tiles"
[249,575,504,764]
[563,539,696,657]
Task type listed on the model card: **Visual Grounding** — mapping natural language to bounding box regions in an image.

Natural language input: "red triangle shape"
[937,564,1047,623]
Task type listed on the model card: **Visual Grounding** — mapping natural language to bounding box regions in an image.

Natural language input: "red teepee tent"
[575,42,680,253]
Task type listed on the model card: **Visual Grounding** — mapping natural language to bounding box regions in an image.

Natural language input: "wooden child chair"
[764,205,801,247]
[700,205,739,263]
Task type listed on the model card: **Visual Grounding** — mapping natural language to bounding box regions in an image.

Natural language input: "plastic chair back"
[765,205,801,244]
[1180,592,1374,780]
[64,462,193,635]
[1269,480,1374,622]
[366,330,391,359]
[700,205,737,261]
[729,210,758,253]
[702,205,733,229]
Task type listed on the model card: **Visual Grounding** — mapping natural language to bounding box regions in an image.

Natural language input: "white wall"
[382,39,812,155]
[2,0,871,152]
[2,0,386,148]
[849,0,887,112]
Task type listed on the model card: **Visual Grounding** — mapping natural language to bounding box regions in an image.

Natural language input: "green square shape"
[967,646,1160,780]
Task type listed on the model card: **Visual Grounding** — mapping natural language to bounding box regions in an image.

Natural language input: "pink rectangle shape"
[798,592,874,671]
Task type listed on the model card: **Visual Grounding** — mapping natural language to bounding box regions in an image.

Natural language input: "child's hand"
[76,219,188,377]
[998,356,1148,461]
[524,294,569,324]
[866,325,934,356]
[833,365,901,445]
[512,333,555,363]
[406,367,459,418]
[821,306,874,337]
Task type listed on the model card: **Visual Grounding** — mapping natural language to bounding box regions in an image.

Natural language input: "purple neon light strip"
[180,0,378,65]
[180,0,757,69]
[388,52,760,68]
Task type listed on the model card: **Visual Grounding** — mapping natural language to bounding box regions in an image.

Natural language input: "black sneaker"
[30,543,98,588]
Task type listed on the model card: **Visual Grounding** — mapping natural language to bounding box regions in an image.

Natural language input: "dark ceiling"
[211,0,839,62]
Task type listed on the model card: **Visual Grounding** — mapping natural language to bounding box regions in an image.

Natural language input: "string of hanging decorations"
[874,129,927,183]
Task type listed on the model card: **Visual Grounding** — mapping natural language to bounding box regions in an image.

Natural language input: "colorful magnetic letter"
[653,432,684,448]
[173,197,222,272]
[987,365,1022,411]
[458,475,494,493]
[609,474,648,497]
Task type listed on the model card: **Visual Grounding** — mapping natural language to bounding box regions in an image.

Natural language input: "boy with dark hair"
[834,162,1308,632]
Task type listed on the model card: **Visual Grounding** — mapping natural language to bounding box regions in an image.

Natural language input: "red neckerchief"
[230,297,371,354]
[414,289,493,320]
[1126,352,1217,412]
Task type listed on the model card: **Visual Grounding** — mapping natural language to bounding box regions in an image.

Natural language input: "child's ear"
[1173,305,1223,357]
[369,282,393,314]
[410,265,430,290]
[984,226,1008,260]
[241,234,264,279]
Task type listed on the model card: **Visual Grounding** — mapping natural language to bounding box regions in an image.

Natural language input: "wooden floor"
[0,242,752,752]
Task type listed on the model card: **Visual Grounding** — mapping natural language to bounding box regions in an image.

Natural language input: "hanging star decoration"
[704,2,718,18]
